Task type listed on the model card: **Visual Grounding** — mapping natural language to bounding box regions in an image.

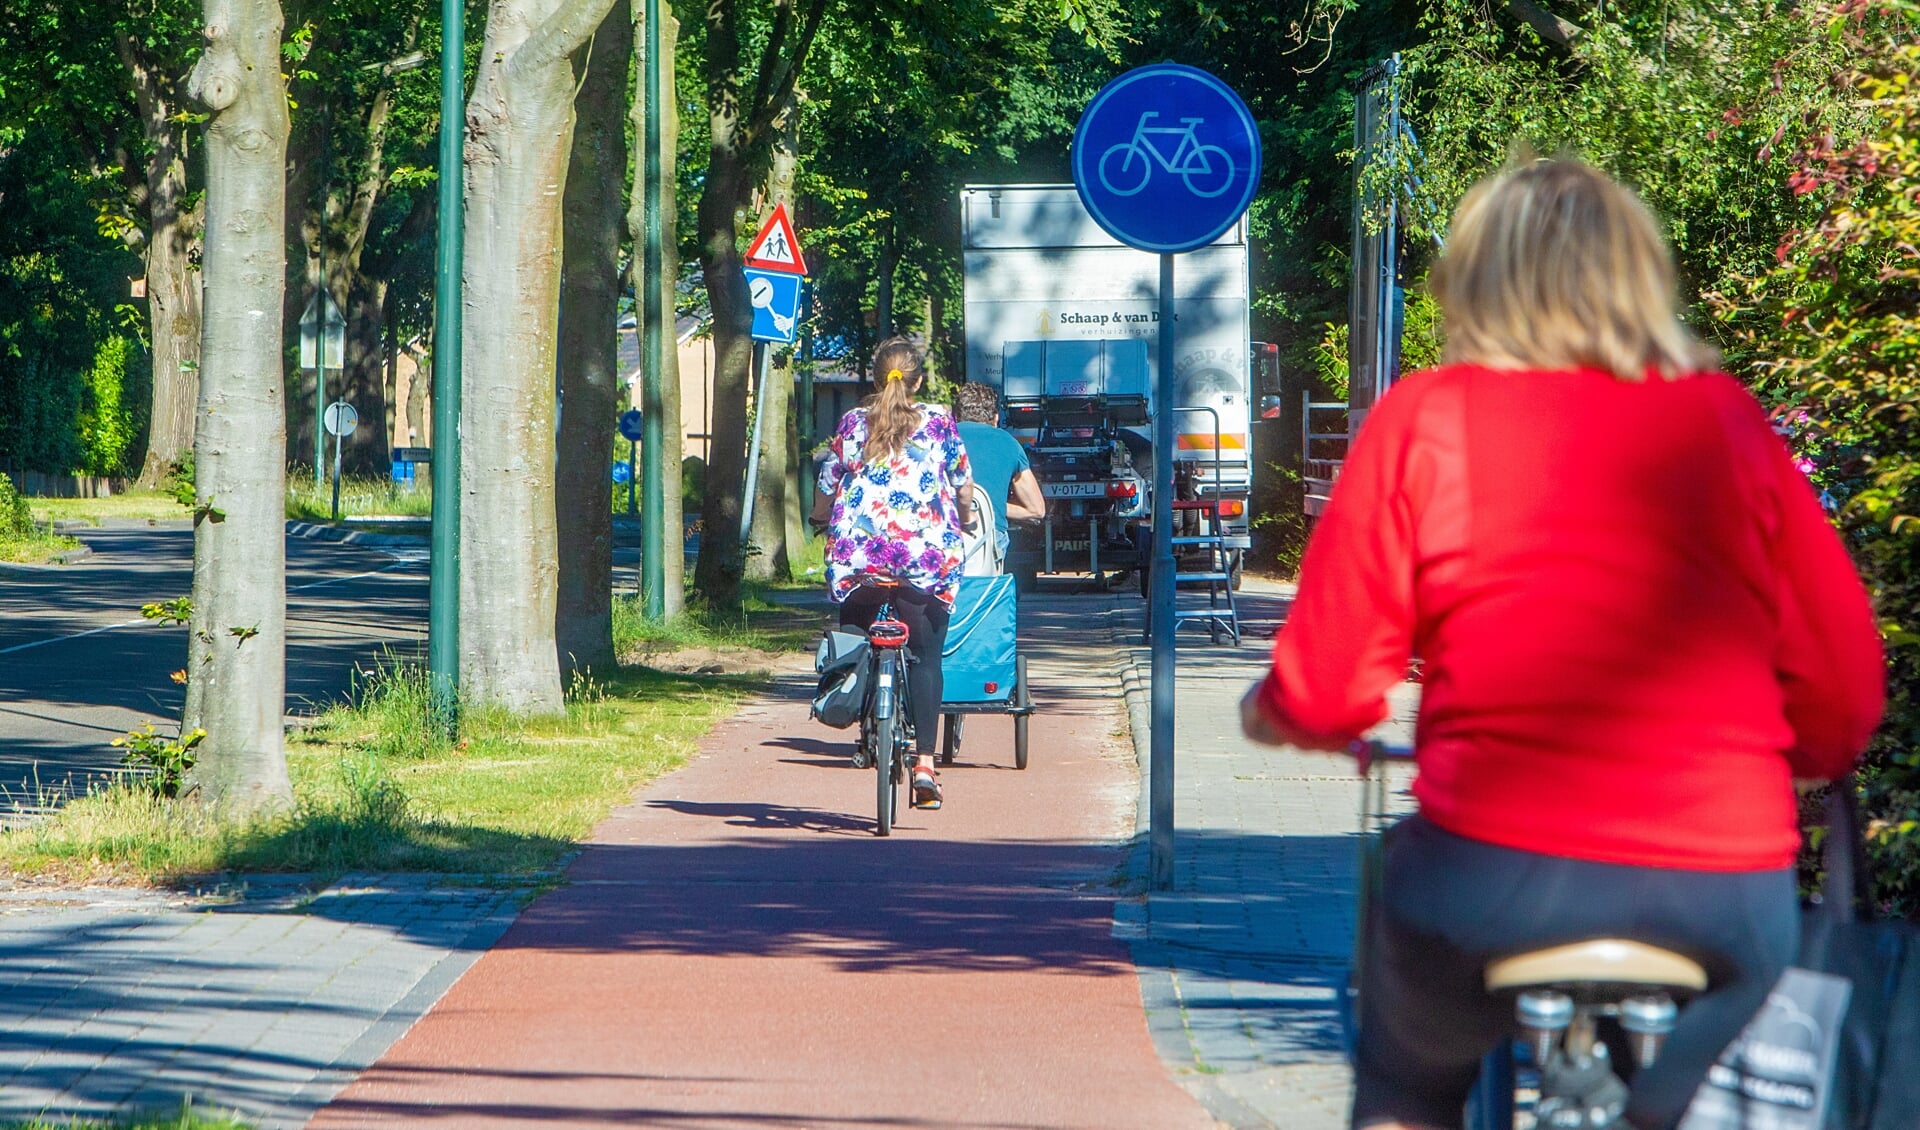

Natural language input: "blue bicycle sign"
[1072,64,1261,254]
[1098,112,1236,199]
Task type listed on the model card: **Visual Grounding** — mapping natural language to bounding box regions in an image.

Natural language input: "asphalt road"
[0,522,427,807]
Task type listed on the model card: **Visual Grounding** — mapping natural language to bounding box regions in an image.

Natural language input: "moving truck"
[960,183,1257,588]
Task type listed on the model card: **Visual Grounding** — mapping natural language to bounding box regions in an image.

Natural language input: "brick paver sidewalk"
[0,875,521,1127]
[313,592,1221,1130]
[1111,580,1417,1130]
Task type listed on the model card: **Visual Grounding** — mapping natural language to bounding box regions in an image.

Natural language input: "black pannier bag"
[811,630,869,729]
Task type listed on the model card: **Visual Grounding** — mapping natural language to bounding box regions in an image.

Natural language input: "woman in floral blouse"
[811,337,973,810]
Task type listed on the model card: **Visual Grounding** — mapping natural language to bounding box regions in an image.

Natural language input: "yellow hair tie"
[885,368,905,382]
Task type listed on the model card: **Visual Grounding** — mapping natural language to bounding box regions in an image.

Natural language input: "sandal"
[910,759,943,810]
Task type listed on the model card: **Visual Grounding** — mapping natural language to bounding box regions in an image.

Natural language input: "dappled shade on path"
[316,595,1218,1130]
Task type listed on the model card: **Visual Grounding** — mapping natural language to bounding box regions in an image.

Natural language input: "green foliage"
[140,596,194,626]
[346,658,455,762]
[77,334,143,476]
[0,470,82,563]
[0,119,146,476]
[1408,0,1920,907]
[0,471,32,539]
[162,453,195,508]
[1704,1,1920,912]
[112,723,205,799]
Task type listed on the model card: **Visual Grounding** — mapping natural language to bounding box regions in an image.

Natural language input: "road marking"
[0,563,418,657]
[0,619,148,657]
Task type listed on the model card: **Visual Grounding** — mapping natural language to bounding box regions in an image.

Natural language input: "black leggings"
[839,586,949,755]
[1353,814,1798,1130]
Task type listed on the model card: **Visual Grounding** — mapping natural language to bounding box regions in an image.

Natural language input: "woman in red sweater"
[1242,159,1884,1129]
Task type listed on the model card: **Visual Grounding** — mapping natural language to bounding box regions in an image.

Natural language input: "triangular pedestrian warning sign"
[744,203,807,275]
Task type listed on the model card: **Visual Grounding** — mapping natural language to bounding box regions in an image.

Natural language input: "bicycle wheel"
[1180,144,1236,198]
[874,654,896,835]
[1098,143,1152,197]
[873,711,894,836]
[1013,655,1031,770]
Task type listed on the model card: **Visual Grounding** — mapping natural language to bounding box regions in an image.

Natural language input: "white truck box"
[960,183,1253,490]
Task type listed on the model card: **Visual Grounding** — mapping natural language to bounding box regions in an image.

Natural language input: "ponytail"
[862,336,927,461]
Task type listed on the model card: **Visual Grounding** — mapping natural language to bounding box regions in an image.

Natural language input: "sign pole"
[314,260,327,485]
[1068,62,1262,895]
[331,418,344,521]
[1150,252,1177,891]
[741,341,771,534]
[629,438,639,516]
[639,0,667,620]
[428,0,465,726]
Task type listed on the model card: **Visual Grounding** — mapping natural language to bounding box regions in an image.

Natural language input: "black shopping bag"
[1680,784,1920,1130]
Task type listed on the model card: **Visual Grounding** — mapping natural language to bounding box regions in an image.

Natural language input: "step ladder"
[1148,499,1241,646]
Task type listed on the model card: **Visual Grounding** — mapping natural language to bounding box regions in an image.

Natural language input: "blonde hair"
[1431,159,1717,381]
[862,337,927,460]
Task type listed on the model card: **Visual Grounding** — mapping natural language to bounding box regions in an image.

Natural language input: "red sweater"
[1259,365,1884,870]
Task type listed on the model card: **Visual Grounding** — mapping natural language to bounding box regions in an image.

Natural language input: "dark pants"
[1353,814,1798,1130]
[839,586,949,755]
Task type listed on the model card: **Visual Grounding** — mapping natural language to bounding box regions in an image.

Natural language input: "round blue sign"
[617,408,645,442]
[1071,64,1262,254]
[611,461,633,485]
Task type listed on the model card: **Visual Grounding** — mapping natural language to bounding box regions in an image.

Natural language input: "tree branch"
[1502,0,1582,49]
[747,0,796,131]
[745,0,826,144]
[513,0,623,76]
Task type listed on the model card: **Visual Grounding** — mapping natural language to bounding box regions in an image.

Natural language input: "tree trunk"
[117,34,203,487]
[690,0,828,614]
[555,0,629,675]
[875,219,898,338]
[744,358,793,580]
[780,355,806,563]
[459,0,620,713]
[744,98,801,583]
[406,342,431,447]
[691,102,754,610]
[929,284,945,374]
[181,0,292,813]
[341,277,392,472]
[655,9,686,618]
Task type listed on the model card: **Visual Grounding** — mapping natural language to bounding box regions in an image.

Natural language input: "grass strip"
[0,664,752,883]
[1,1106,252,1129]
[27,490,187,526]
[0,530,84,564]
[283,475,432,522]
[613,588,825,658]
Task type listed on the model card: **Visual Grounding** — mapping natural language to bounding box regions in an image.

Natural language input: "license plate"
[1042,482,1103,498]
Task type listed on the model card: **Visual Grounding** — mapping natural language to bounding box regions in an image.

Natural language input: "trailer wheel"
[1013,656,1031,770]
[939,714,962,765]
[1015,568,1038,595]
[1229,550,1244,591]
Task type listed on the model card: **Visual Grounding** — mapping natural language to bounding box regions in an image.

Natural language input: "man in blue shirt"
[954,382,1046,561]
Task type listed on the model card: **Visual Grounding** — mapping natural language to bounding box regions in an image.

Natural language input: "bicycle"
[851,576,916,837]
[1097,111,1235,199]
[1353,744,1703,1130]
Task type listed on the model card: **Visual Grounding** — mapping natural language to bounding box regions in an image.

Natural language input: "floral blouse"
[817,404,972,606]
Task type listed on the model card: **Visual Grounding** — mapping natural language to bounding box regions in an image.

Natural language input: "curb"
[1107,602,1153,893]
[285,520,430,550]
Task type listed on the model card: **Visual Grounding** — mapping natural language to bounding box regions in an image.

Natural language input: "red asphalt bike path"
[312,604,1221,1130]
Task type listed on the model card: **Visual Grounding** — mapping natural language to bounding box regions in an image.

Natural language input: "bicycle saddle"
[1485,939,1707,992]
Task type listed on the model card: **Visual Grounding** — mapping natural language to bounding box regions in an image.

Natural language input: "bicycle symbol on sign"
[1097,112,1236,199]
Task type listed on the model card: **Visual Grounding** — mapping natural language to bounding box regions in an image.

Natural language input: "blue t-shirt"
[957,422,1031,537]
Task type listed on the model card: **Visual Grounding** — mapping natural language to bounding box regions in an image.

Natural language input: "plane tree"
[456,0,621,713]
[181,0,294,811]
